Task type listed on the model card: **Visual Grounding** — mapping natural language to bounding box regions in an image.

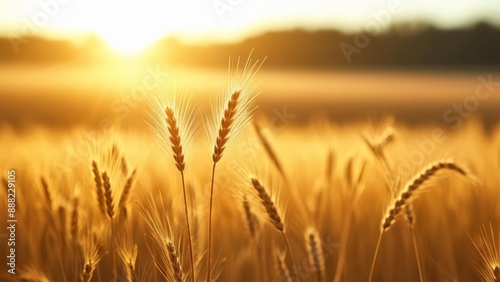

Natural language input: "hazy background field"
[1,64,500,132]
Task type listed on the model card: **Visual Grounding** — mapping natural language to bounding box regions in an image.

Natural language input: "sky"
[1,0,500,54]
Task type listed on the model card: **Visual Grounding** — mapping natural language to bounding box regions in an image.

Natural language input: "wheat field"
[1,59,500,282]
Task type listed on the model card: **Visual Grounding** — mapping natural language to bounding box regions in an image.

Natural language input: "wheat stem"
[207,162,216,282]
[282,232,298,280]
[111,218,117,282]
[411,226,424,282]
[368,232,383,282]
[333,206,354,282]
[181,172,195,282]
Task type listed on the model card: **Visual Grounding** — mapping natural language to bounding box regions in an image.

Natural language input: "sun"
[90,2,167,56]
[99,30,160,55]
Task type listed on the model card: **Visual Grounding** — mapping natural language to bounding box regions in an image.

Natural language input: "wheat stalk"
[147,76,197,282]
[370,161,467,282]
[206,55,262,282]
[333,158,367,282]
[166,104,196,282]
[404,203,423,282]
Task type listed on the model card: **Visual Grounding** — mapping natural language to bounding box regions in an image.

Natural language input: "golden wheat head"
[275,250,292,282]
[147,75,197,172]
[472,224,500,282]
[206,55,263,163]
[80,228,103,282]
[250,177,284,232]
[306,228,326,282]
[382,160,467,232]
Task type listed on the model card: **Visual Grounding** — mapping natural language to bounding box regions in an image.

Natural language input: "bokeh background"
[1,0,500,132]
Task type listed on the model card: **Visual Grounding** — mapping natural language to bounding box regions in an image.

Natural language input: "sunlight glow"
[1,0,500,45]
[99,30,159,55]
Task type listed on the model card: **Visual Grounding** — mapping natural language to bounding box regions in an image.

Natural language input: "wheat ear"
[250,178,283,231]
[166,240,183,282]
[212,90,240,163]
[242,195,259,238]
[57,205,67,247]
[253,121,286,182]
[40,176,52,210]
[471,224,500,282]
[118,169,137,212]
[120,156,128,176]
[80,229,103,282]
[70,196,79,242]
[306,228,325,282]
[165,106,186,171]
[118,244,138,282]
[101,172,115,219]
[91,161,106,215]
[102,171,118,282]
[382,161,466,232]
[250,178,298,277]
[275,250,292,282]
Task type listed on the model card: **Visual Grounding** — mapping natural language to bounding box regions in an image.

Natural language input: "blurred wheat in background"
[0,55,499,282]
